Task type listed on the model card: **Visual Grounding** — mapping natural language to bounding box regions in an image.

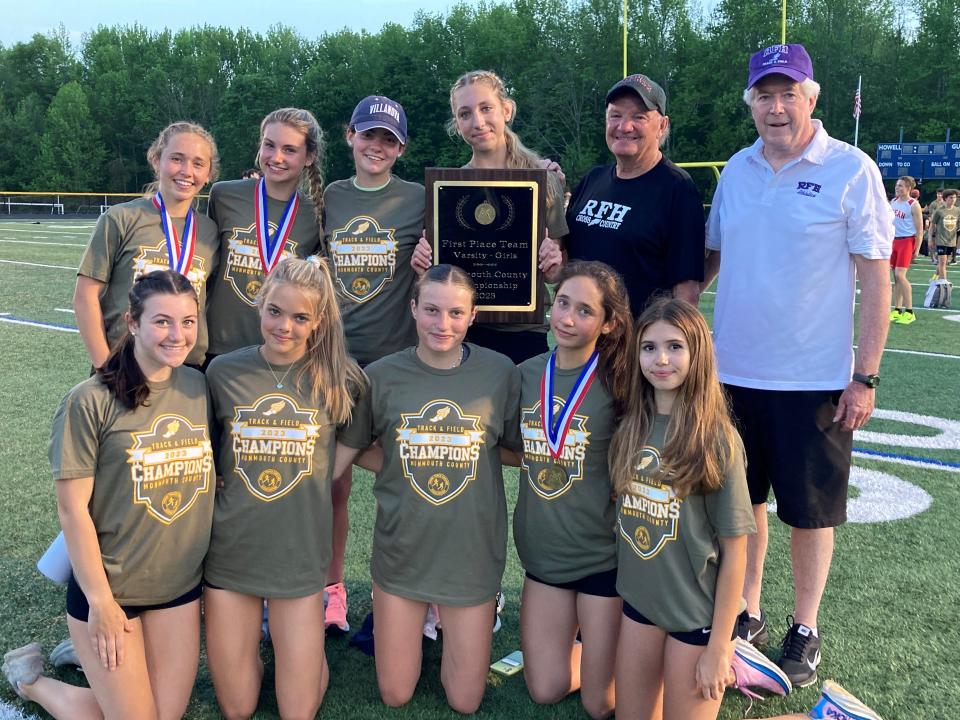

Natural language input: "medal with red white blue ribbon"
[152,193,195,275]
[540,349,599,462]
[254,178,299,275]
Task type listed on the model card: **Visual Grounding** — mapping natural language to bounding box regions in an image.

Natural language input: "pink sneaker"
[808,680,883,720]
[324,582,349,633]
[730,636,792,699]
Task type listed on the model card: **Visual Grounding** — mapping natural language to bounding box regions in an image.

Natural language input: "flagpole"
[623,0,628,77]
[854,74,862,147]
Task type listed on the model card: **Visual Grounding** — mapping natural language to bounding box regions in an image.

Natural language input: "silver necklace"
[417,344,465,369]
[261,349,295,389]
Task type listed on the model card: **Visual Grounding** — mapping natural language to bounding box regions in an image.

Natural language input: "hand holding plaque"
[426,168,547,324]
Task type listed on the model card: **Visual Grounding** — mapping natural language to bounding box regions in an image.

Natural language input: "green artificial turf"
[0,219,958,719]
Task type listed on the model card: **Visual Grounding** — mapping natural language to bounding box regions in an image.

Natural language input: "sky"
[3,0,461,47]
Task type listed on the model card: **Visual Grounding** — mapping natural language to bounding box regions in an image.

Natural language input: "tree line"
[1,0,957,198]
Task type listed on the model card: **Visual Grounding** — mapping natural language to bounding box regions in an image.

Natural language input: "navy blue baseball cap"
[350,95,407,144]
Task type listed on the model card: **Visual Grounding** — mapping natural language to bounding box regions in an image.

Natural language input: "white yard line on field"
[0,259,76,270]
[0,238,86,248]
[0,317,78,333]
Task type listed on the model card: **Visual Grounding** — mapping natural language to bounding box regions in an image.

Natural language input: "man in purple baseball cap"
[702,42,892,694]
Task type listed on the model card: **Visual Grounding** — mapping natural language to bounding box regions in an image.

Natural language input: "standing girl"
[4,271,214,719]
[203,257,365,719]
[411,70,566,363]
[321,95,424,630]
[205,108,326,360]
[609,298,790,719]
[335,264,521,713]
[74,122,220,368]
[511,261,632,719]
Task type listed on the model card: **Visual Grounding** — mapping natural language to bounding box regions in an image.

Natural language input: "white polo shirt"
[706,120,893,391]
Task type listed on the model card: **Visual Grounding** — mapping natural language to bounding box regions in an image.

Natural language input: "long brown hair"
[257,256,365,423]
[257,108,326,235]
[553,261,633,412]
[609,298,740,499]
[447,70,564,208]
[97,270,198,409]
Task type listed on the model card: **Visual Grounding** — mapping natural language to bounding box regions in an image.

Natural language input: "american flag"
[853,87,862,119]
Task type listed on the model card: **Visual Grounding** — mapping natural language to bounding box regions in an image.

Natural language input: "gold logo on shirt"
[618,449,681,560]
[519,398,591,500]
[127,414,213,525]
[396,399,485,506]
[330,216,399,304]
[132,242,207,300]
[161,491,182,517]
[257,469,283,494]
[223,224,298,306]
[230,394,323,502]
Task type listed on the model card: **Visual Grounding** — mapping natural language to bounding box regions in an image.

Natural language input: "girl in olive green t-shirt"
[510,261,634,718]
[322,94,424,632]
[75,121,220,369]
[336,265,521,714]
[6,271,213,720]
[609,298,758,719]
[205,108,326,358]
[202,257,364,720]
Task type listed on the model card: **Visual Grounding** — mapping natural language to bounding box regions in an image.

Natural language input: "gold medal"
[537,462,568,491]
[474,201,496,225]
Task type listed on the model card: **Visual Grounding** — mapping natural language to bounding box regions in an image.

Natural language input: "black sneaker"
[735,609,769,647]
[777,619,821,688]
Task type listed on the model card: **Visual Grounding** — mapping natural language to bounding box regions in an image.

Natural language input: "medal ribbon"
[540,350,599,460]
[152,193,195,275]
[254,178,300,275]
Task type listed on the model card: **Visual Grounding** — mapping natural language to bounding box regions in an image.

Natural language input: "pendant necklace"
[261,350,295,389]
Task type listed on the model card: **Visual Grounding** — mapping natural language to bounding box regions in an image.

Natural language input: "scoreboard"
[876,142,960,180]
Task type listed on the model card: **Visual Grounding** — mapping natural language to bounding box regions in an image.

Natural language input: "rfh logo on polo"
[796,181,822,197]
[574,200,632,230]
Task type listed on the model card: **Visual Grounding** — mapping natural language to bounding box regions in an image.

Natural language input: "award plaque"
[426,168,547,323]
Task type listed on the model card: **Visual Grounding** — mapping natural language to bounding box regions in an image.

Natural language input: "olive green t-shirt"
[340,345,521,606]
[323,177,423,365]
[206,179,322,354]
[513,352,617,583]
[204,346,337,598]
[48,368,214,605]
[78,196,219,365]
[930,206,960,248]
[616,415,755,632]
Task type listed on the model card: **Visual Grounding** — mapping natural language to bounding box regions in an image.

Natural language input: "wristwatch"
[852,372,880,388]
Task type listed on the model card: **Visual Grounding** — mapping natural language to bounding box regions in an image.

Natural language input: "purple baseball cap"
[605,74,666,115]
[747,44,814,89]
[350,95,407,144]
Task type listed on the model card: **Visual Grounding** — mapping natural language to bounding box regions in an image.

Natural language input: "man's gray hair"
[742,78,821,106]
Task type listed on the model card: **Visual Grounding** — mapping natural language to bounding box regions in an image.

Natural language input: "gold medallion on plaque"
[474,201,496,226]
[257,468,283,494]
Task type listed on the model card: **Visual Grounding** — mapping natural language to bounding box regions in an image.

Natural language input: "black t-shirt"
[565,159,705,316]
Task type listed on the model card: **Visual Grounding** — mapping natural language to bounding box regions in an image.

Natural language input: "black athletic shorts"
[524,567,619,598]
[622,601,734,647]
[724,385,852,528]
[936,245,956,256]
[66,575,202,622]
